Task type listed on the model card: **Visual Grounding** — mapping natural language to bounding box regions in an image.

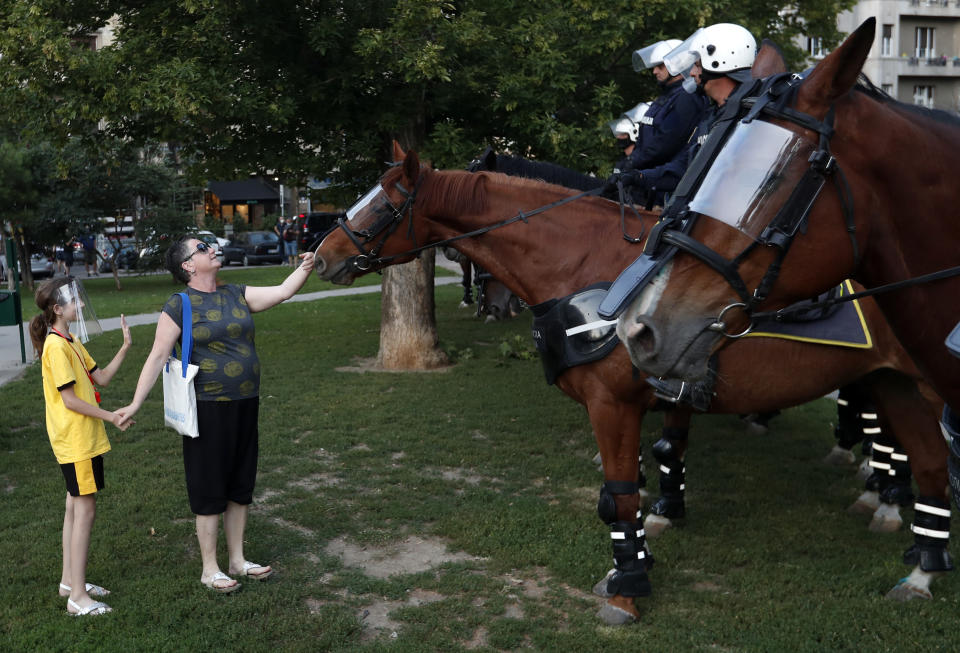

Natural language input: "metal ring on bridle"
[709,302,754,339]
[353,254,372,271]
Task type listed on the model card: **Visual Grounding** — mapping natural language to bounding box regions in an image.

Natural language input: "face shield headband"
[55,278,102,343]
[599,72,855,331]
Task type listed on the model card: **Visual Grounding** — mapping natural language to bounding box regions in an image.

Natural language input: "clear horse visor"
[687,120,811,239]
[56,279,102,343]
[345,184,387,222]
[663,29,702,77]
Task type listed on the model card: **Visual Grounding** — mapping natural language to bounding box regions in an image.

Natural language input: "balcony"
[904,0,960,16]
[890,54,960,77]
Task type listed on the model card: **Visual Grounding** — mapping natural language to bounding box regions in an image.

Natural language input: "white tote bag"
[163,292,200,438]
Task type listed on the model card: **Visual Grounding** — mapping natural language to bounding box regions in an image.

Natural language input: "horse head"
[615,20,880,381]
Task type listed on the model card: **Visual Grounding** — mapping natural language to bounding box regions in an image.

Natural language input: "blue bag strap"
[179,292,193,378]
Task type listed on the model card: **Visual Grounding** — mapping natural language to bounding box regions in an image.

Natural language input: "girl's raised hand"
[120,314,132,349]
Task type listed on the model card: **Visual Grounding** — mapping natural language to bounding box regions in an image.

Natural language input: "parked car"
[196,230,226,262]
[30,253,54,279]
[99,243,139,272]
[222,231,283,266]
[297,212,344,251]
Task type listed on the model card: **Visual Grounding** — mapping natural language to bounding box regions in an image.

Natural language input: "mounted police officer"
[608,102,649,174]
[604,38,710,205]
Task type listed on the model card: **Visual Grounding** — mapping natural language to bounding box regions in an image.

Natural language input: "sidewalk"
[0,265,465,388]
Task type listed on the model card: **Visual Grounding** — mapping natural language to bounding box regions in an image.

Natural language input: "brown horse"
[313,146,946,624]
[613,18,960,410]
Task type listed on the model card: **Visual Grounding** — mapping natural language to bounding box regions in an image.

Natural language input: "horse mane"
[854,73,960,130]
[384,166,490,217]
[480,153,602,192]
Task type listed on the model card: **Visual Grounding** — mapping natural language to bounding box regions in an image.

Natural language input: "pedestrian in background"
[282,216,298,267]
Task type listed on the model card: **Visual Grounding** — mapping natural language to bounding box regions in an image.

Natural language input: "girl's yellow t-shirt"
[41,333,110,464]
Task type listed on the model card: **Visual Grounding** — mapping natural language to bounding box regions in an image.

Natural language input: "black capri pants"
[183,397,259,515]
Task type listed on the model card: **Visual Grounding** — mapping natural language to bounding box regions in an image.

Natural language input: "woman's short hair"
[165,235,194,284]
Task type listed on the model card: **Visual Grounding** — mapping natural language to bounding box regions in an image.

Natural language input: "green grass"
[1,280,957,652]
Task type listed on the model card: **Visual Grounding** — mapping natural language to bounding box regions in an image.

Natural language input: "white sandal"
[59,582,110,598]
[201,571,241,594]
[232,561,273,580]
[67,598,112,616]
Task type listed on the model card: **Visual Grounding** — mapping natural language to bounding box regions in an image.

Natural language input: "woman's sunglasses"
[182,241,211,262]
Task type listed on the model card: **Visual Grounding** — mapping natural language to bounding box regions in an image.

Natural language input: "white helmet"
[690,23,756,73]
[632,39,683,72]
[607,102,650,142]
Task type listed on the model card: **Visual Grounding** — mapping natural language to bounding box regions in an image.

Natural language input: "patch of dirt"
[255,488,284,504]
[359,589,445,641]
[336,356,454,374]
[692,581,722,592]
[288,473,343,490]
[426,466,503,487]
[269,516,316,538]
[463,626,489,649]
[504,602,524,619]
[325,535,485,578]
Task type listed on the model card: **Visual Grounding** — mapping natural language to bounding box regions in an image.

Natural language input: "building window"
[806,36,825,58]
[881,83,894,95]
[881,24,893,56]
[913,85,935,108]
[915,27,935,59]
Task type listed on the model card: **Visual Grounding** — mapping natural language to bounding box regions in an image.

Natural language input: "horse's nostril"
[314,256,327,276]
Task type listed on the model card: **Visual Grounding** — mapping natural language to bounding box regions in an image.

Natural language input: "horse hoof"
[847,491,880,515]
[459,300,474,309]
[885,581,932,602]
[823,445,856,466]
[638,488,651,510]
[597,602,638,626]
[592,569,615,598]
[484,314,497,323]
[743,421,769,437]
[855,459,872,481]
[643,513,672,539]
[868,514,903,533]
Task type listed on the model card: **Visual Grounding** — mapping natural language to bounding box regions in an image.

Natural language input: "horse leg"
[847,392,885,515]
[861,370,952,600]
[824,384,865,466]
[867,433,911,533]
[645,408,690,538]
[587,400,650,625]
[459,258,473,307]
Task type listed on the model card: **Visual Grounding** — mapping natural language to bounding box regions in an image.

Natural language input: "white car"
[196,231,226,262]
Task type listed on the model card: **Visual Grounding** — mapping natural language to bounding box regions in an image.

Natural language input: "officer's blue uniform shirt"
[629,79,708,171]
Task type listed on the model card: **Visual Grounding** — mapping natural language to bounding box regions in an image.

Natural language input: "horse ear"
[402,149,420,183]
[796,18,875,115]
[752,39,787,78]
[392,140,406,161]
[482,146,496,171]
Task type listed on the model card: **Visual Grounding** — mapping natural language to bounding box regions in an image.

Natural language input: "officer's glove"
[603,169,644,196]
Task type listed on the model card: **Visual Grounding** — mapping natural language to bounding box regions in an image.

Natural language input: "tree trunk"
[376,249,448,370]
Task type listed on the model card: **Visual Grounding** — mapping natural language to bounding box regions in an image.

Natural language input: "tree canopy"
[0,0,855,205]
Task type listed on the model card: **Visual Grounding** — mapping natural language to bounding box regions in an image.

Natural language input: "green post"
[4,233,26,364]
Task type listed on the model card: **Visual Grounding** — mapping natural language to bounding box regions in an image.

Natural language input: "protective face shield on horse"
[687,120,811,240]
[55,278,102,343]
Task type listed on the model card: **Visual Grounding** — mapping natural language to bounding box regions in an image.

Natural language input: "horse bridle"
[599,72,860,337]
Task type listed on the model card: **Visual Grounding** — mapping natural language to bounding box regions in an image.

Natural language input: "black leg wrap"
[597,480,640,525]
[605,520,652,597]
[872,436,914,507]
[903,496,953,572]
[943,406,960,510]
[836,385,875,451]
[651,435,686,519]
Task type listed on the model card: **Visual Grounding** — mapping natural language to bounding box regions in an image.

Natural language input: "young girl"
[29,277,132,616]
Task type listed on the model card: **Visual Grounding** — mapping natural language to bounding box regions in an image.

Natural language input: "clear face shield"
[607,115,638,142]
[345,184,386,223]
[663,30,703,93]
[632,41,668,72]
[687,120,812,239]
[55,278,102,343]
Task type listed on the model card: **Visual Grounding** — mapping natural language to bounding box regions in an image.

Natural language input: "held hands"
[115,404,138,427]
[111,410,134,432]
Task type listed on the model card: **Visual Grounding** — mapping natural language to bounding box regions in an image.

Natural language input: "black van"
[298,212,344,250]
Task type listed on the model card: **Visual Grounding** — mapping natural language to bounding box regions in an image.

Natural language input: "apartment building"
[811,1,960,111]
